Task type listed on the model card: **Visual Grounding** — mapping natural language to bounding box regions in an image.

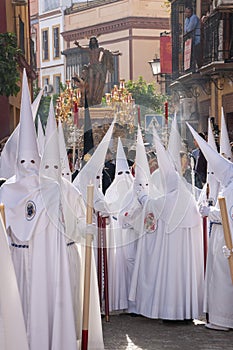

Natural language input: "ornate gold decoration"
[105,79,137,135]
[55,80,82,123]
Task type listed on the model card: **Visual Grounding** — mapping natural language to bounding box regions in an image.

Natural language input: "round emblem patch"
[144,212,157,233]
[25,200,36,221]
[229,206,233,221]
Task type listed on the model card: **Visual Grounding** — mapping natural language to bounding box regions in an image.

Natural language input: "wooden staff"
[97,213,110,322]
[0,203,6,228]
[190,156,195,198]
[137,105,141,126]
[203,183,210,275]
[97,212,102,307]
[101,216,110,322]
[82,184,94,350]
[218,196,233,284]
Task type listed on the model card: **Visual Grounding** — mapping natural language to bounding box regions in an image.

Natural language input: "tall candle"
[0,203,6,228]
[86,184,94,224]
[137,105,141,126]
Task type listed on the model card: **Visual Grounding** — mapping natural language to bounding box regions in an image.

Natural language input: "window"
[30,38,36,70]
[42,76,49,86]
[53,26,60,59]
[42,76,50,96]
[44,0,59,12]
[42,29,49,61]
[54,74,61,94]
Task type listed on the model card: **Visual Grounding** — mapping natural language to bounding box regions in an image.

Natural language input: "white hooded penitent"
[58,119,72,182]
[0,84,43,179]
[105,137,133,213]
[167,112,182,175]
[16,69,41,180]
[40,98,61,183]
[187,122,233,188]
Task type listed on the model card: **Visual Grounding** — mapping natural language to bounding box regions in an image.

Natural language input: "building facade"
[61,0,170,89]
[34,0,72,94]
[31,0,170,95]
[0,0,36,141]
[170,0,233,145]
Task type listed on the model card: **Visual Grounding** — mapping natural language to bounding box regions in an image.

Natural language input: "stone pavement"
[102,314,233,350]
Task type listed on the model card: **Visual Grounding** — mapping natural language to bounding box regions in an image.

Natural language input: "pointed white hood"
[115,137,131,175]
[39,99,62,231]
[220,107,232,161]
[40,98,61,183]
[73,118,115,206]
[58,120,72,182]
[134,126,151,195]
[37,115,45,157]
[187,122,233,188]
[16,69,40,179]
[167,112,182,174]
[0,86,43,179]
[105,137,133,212]
[153,126,178,193]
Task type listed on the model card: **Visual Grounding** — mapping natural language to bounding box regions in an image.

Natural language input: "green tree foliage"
[0,33,21,97]
[125,76,169,114]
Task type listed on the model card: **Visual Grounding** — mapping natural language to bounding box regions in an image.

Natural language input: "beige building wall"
[63,0,170,83]
[65,0,168,30]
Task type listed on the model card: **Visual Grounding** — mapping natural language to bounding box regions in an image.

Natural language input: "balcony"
[202,11,233,65]
[212,0,233,10]
[170,8,233,97]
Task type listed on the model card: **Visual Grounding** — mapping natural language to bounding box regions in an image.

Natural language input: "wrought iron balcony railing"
[202,11,233,65]
[176,11,233,77]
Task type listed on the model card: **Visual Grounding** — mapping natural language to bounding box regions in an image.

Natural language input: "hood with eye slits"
[58,120,72,182]
[16,69,41,180]
[105,137,133,213]
[0,71,42,179]
[187,122,233,188]
[40,98,61,183]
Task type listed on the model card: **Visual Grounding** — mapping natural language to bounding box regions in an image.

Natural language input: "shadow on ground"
[102,314,233,350]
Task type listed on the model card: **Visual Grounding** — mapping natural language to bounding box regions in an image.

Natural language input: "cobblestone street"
[102,314,233,350]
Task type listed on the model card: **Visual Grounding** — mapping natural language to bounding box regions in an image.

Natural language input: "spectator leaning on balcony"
[184,6,202,68]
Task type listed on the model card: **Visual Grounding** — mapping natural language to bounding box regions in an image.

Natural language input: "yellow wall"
[64,0,170,84]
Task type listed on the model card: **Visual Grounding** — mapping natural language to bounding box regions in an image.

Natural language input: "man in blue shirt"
[184,6,202,68]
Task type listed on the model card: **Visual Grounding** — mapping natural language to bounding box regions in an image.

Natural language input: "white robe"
[118,186,147,313]
[0,176,77,350]
[203,181,233,328]
[60,178,104,349]
[104,171,134,311]
[128,179,204,320]
[0,215,29,350]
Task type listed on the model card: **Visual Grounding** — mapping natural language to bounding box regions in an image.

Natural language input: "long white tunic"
[128,180,204,320]
[0,176,77,350]
[0,215,29,350]
[203,181,233,328]
[61,178,104,349]
[104,170,134,311]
